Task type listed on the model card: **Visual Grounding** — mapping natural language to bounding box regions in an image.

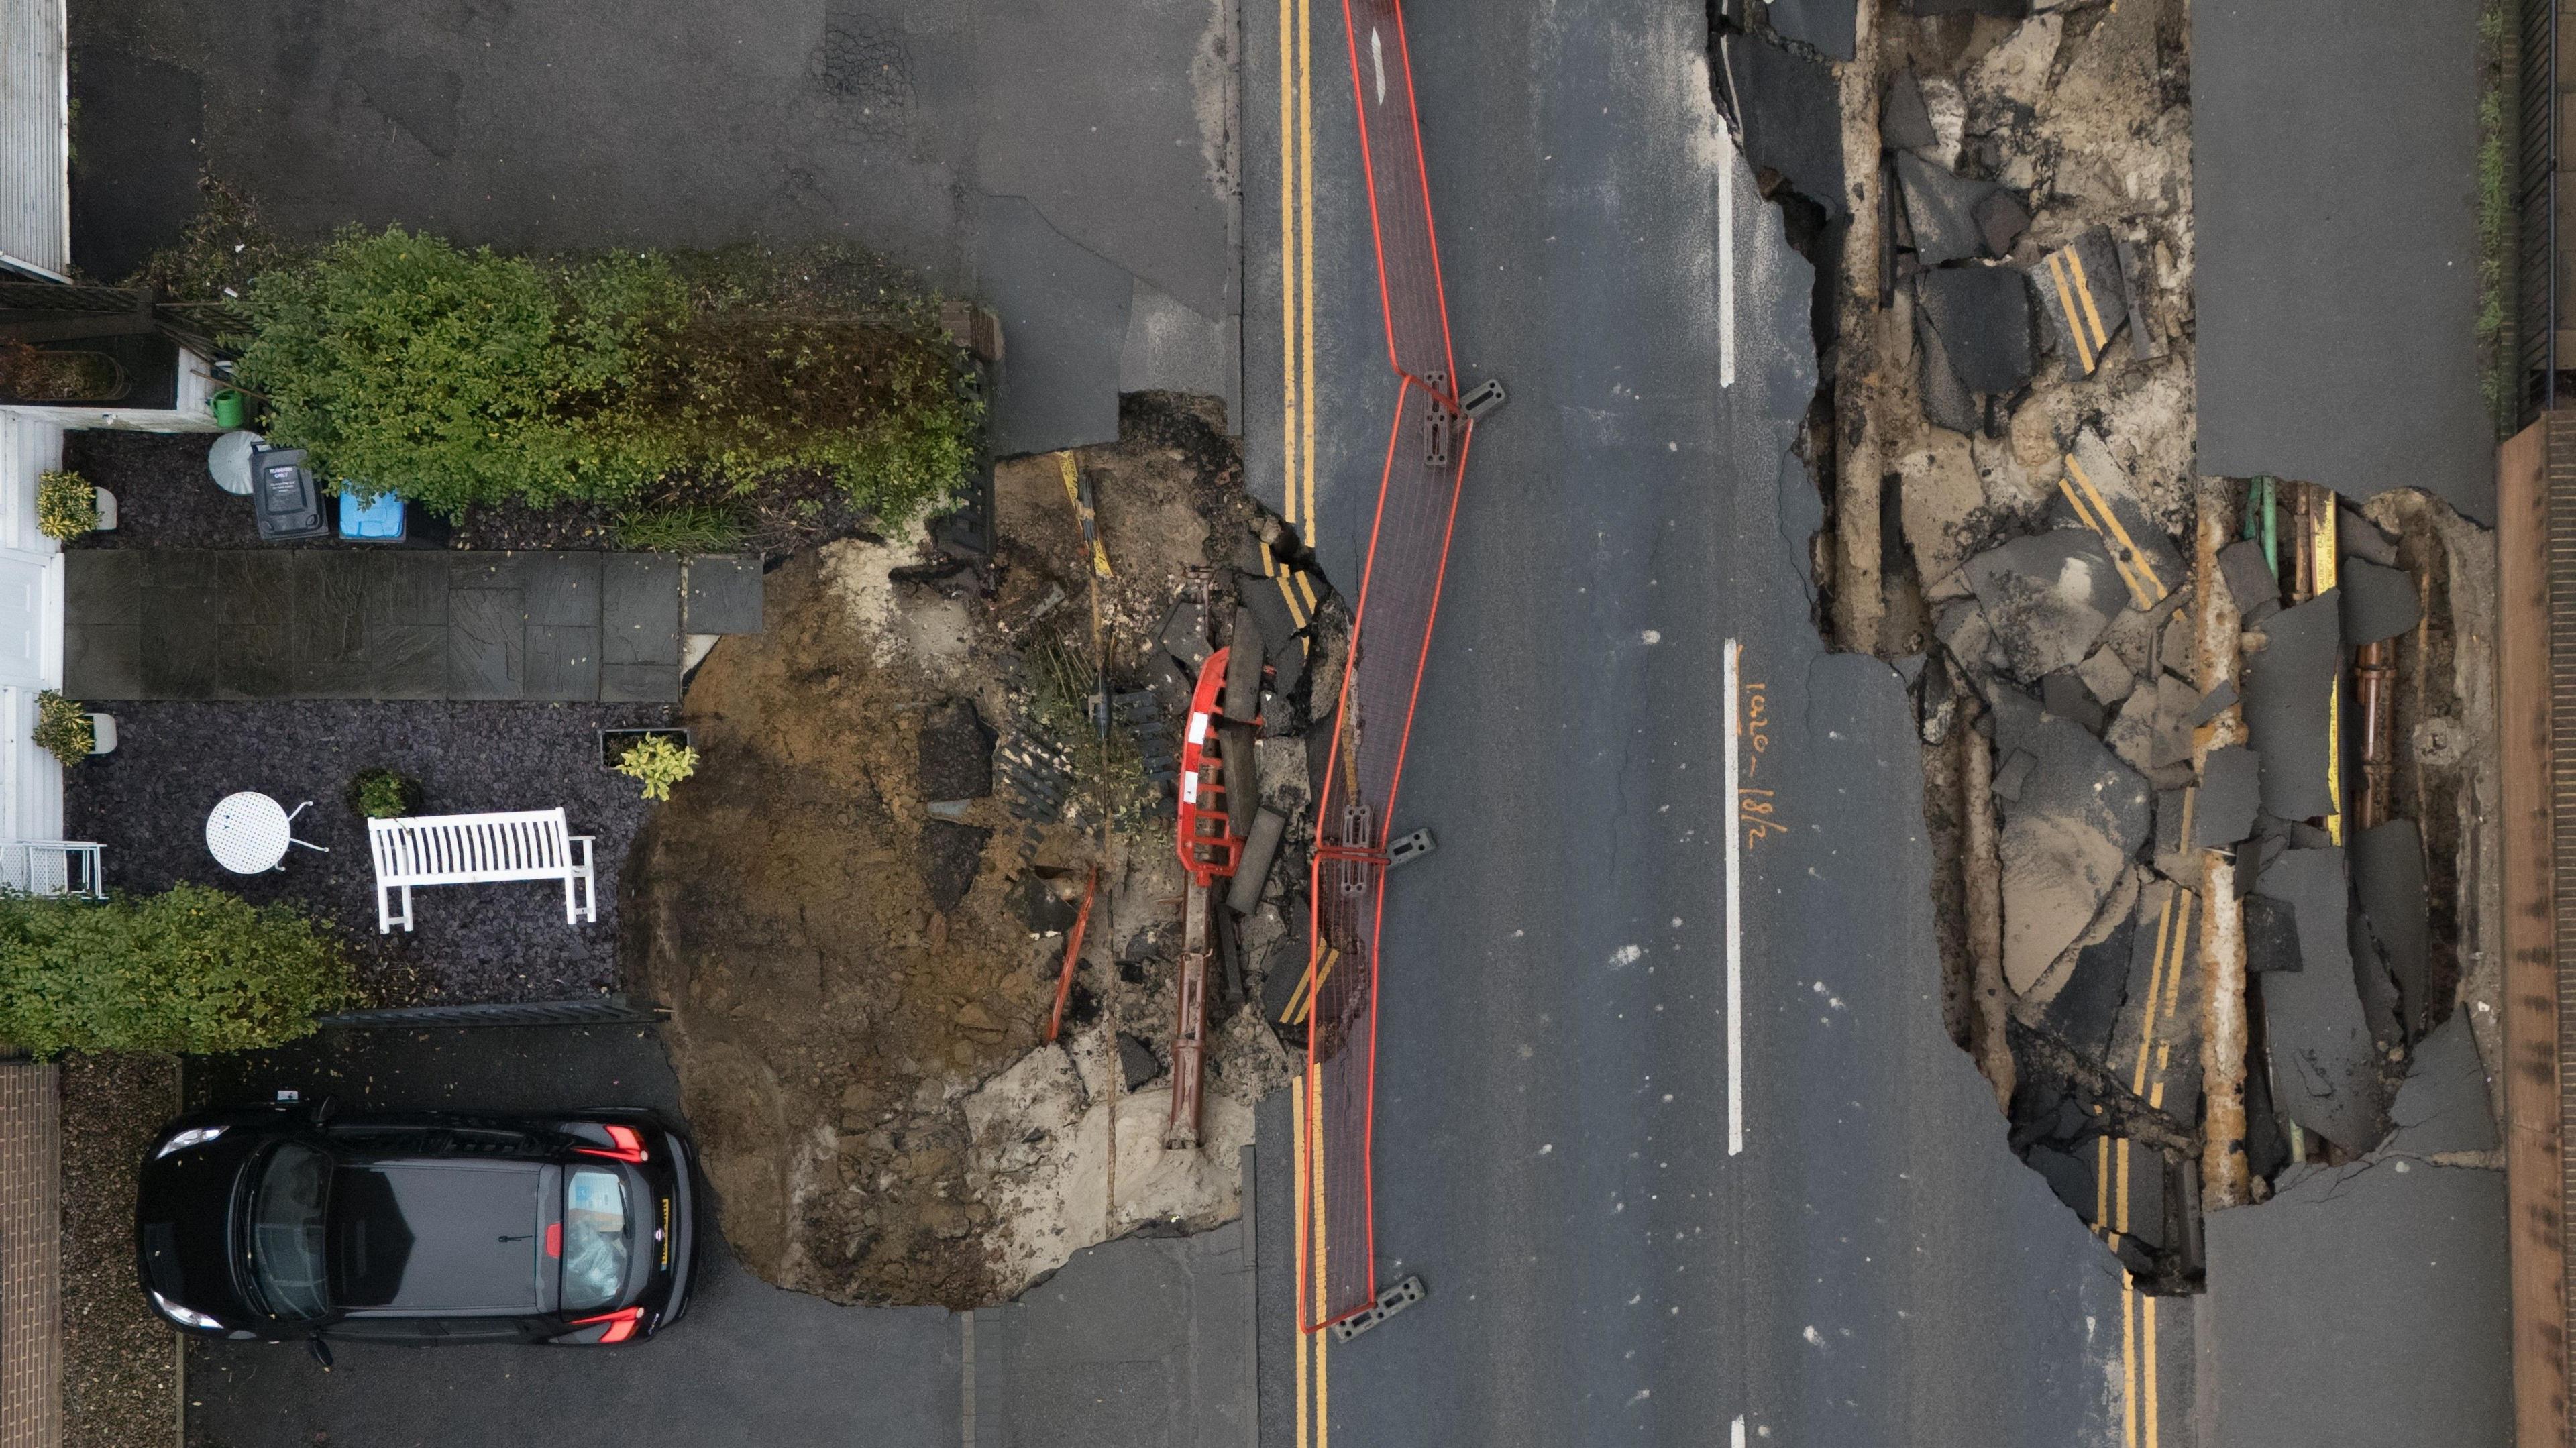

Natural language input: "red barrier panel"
[1297,0,1474,1333]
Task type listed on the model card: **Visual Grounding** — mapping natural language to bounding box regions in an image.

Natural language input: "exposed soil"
[58,1052,179,1448]
[632,395,1295,1308]
[64,698,669,1005]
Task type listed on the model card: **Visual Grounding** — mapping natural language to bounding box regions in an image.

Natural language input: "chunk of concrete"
[2192,746,2262,850]
[1973,187,2032,259]
[2076,646,2134,707]
[2057,428,2185,610]
[2204,1160,2508,1448]
[1117,1032,1164,1091]
[2339,558,2420,646]
[1992,693,2154,994]
[1898,431,1988,584]
[1882,70,1938,154]
[2039,669,2105,735]
[2106,685,2159,780]
[2384,1015,2499,1156]
[1915,307,1981,433]
[1894,152,1997,266]
[2351,818,2428,1040]
[2241,591,2341,820]
[2255,846,2394,1151]
[2217,538,2278,617]
[1915,264,2036,394]
[1964,530,2128,680]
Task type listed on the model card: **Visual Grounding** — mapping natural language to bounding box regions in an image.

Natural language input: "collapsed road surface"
[1247,1,2156,1443]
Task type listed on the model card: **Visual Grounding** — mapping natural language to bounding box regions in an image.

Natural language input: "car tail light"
[545,1223,561,1258]
[564,1306,643,1344]
[576,1124,648,1164]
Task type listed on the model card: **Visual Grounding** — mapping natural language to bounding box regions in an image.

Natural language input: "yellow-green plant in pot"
[35,470,98,541]
[614,734,699,802]
[32,691,94,767]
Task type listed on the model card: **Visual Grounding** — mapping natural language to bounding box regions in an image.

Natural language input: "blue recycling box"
[338,490,406,541]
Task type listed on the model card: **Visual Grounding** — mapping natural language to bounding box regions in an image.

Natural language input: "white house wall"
[0,414,64,842]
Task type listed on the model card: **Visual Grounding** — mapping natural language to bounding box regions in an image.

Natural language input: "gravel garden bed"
[62,699,673,1005]
[58,1052,178,1448]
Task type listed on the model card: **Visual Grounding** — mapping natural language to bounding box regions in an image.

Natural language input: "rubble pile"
[1799,0,2502,1293]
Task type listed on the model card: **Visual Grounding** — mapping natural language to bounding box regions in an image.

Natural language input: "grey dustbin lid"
[207,430,266,496]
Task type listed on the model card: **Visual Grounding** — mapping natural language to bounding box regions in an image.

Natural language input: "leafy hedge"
[235,229,979,520]
[0,885,354,1058]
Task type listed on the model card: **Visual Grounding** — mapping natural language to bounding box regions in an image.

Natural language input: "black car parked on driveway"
[136,1101,698,1349]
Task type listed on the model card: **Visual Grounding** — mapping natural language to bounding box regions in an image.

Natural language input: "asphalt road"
[1246,3,2176,1444]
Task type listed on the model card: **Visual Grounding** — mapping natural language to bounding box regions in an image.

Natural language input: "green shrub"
[32,691,92,767]
[0,885,354,1058]
[235,228,981,523]
[614,734,700,803]
[34,470,97,540]
[349,767,421,819]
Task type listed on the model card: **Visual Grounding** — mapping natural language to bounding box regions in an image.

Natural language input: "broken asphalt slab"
[1914,264,2036,394]
[2384,1014,2500,1156]
[1895,152,1998,266]
[1733,32,1847,219]
[2255,846,2395,1151]
[2339,557,2421,645]
[2057,429,2185,611]
[1965,529,2129,679]
[2240,590,2339,820]
[2350,818,2430,1040]
[2204,1157,2508,1447]
[2031,228,2126,379]
[2190,746,2261,850]
[1992,689,2153,993]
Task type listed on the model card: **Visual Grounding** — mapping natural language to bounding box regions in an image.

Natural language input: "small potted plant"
[348,767,423,818]
[612,732,699,803]
[33,690,110,765]
[36,469,111,539]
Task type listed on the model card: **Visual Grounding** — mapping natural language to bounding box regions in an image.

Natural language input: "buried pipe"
[2192,474,2252,1208]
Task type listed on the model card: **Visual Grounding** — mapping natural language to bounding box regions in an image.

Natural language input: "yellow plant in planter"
[31,691,93,767]
[614,734,699,802]
[35,470,97,541]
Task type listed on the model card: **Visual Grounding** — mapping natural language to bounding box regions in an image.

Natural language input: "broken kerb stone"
[1915,264,2035,395]
[1964,530,2127,680]
[2029,227,2127,380]
[1991,689,2153,995]
[1894,152,1997,266]
[1227,807,1288,916]
[2053,429,2184,612]
[2190,746,2262,850]
[2255,846,2394,1152]
[2217,538,2279,620]
[1882,70,1938,154]
[2339,559,2421,646]
[2383,1015,2500,1156]
[1914,308,1981,434]
[2241,590,2341,821]
[1972,188,2031,260]
[2351,818,2430,1040]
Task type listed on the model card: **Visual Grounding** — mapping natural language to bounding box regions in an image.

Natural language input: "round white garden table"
[205,791,326,873]
[207,431,265,496]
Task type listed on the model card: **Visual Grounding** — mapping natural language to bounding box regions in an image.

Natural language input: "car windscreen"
[560,1167,633,1312]
[248,1143,331,1321]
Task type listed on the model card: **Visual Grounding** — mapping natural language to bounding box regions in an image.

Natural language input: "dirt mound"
[631,395,1299,1308]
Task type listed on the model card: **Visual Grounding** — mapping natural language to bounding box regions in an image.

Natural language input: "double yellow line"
[2044,243,2116,376]
[2098,883,2194,1447]
[1283,9,1330,1445]
[2058,453,2168,611]
[1280,0,1320,551]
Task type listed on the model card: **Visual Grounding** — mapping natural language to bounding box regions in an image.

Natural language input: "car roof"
[332,1160,546,1313]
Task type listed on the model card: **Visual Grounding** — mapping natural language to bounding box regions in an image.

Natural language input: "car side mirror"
[309,1096,341,1129]
[307,1333,334,1370]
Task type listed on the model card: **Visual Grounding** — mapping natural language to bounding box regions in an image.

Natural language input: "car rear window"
[561,1168,632,1311]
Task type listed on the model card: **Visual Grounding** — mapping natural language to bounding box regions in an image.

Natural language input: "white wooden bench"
[367,810,595,934]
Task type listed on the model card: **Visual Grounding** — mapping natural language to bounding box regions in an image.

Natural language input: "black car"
[136,1101,697,1349]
